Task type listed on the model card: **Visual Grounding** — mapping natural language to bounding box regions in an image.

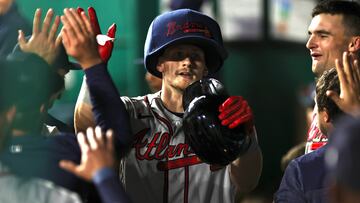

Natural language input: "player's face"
[157,44,208,91]
[306,14,351,76]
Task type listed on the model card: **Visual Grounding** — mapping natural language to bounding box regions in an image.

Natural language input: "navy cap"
[11,36,80,72]
[325,116,360,190]
[0,53,64,111]
[144,9,228,78]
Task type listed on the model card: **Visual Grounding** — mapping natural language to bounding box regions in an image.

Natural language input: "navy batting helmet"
[183,78,228,110]
[182,78,250,166]
[144,9,228,78]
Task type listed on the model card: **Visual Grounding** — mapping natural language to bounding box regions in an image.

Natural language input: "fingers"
[61,27,70,48]
[218,96,254,130]
[352,59,360,87]
[343,52,353,84]
[59,160,78,174]
[48,15,60,43]
[80,11,93,34]
[228,111,253,129]
[61,14,77,41]
[326,90,341,107]
[33,8,42,35]
[86,126,112,150]
[63,9,87,37]
[77,7,84,15]
[88,7,101,35]
[61,8,95,41]
[219,96,243,112]
[17,30,27,49]
[86,127,98,150]
[95,126,104,146]
[219,97,247,120]
[55,32,62,47]
[106,129,114,152]
[42,9,54,35]
[220,104,248,126]
[335,58,346,87]
[77,132,90,154]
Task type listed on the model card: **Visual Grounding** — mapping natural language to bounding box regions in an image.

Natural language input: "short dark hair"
[316,68,343,121]
[312,0,360,36]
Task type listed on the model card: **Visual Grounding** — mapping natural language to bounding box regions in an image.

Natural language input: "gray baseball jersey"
[0,162,81,203]
[121,92,236,203]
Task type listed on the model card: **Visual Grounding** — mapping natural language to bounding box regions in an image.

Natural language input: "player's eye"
[175,51,185,59]
[319,34,328,38]
[168,51,185,60]
[190,53,201,60]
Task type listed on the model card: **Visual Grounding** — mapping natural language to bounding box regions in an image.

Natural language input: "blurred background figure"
[0,0,30,57]
[0,56,83,203]
[325,117,360,203]
[280,82,315,171]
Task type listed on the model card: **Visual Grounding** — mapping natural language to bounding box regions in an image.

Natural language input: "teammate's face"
[157,44,208,91]
[306,14,351,76]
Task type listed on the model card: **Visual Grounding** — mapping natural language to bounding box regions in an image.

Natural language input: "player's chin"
[312,64,326,76]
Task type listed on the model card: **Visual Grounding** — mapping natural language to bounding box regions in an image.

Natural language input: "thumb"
[107,23,116,38]
[326,90,341,106]
[18,30,27,50]
[59,160,78,174]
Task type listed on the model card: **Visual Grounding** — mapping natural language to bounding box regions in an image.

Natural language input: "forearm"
[84,63,132,156]
[93,167,131,203]
[228,129,263,194]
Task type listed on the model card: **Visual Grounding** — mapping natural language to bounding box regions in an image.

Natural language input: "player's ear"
[324,108,331,123]
[156,56,165,73]
[349,36,360,52]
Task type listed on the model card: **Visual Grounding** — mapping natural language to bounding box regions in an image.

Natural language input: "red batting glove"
[77,7,116,63]
[218,96,254,133]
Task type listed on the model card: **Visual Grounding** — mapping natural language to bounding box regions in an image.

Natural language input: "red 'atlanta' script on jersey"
[134,128,193,161]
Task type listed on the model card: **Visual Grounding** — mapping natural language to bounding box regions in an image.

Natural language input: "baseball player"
[305,0,360,153]
[61,8,262,203]
[0,56,130,203]
[275,68,345,202]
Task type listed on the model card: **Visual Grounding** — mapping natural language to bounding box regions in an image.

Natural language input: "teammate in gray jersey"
[60,8,263,203]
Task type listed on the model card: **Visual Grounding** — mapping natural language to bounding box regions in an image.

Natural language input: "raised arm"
[72,7,117,133]
[61,8,132,156]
